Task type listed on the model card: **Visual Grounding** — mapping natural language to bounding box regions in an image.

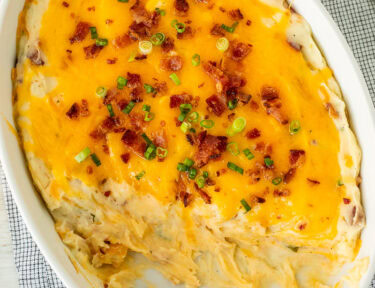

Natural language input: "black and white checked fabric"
[0,1,374,287]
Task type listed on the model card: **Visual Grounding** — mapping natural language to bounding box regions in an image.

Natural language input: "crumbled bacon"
[174,0,189,16]
[121,129,147,155]
[152,130,168,148]
[131,0,151,24]
[228,41,252,62]
[289,150,306,167]
[273,188,291,197]
[129,0,160,39]
[238,93,252,104]
[120,153,130,164]
[161,37,175,53]
[160,55,183,71]
[343,198,351,204]
[127,73,142,88]
[194,131,227,167]
[246,20,252,26]
[113,34,132,48]
[135,54,147,60]
[307,178,320,185]
[255,142,272,155]
[206,94,226,116]
[66,103,80,119]
[176,26,194,39]
[86,166,93,174]
[129,22,151,39]
[90,117,117,140]
[202,61,229,94]
[27,48,44,66]
[170,93,193,108]
[283,168,296,184]
[104,191,111,197]
[106,19,113,25]
[261,86,288,125]
[176,173,193,207]
[228,9,244,20]
[103,88,119,105]
[129,112,146,130]
[107,58,117,64]
[250,100,259,110]
[186,134,194,146]
[80,99,90,117]
[246,128,261,139]
[194,183,211,204]
[70,22,90,44]
[62,1,69,7]
[84,44,103,59]
[210,24,225,36]
[153,81,168,95]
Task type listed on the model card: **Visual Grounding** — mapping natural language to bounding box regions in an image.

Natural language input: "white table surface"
[0,182,19,287]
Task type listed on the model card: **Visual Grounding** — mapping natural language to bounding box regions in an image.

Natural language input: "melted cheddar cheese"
[14,0,366,287]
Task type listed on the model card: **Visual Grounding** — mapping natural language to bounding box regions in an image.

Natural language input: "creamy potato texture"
[14,0,367,287]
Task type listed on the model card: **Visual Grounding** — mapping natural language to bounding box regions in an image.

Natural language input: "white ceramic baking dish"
[0,0,374,287]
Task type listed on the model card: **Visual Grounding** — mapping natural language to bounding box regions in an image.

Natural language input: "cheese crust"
[14,0,366,287]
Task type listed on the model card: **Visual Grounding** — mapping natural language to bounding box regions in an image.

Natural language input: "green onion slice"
[264,157,274,168]
[188,167,197,179]
[122,101,136,114]
[75,147,91,163]
[187,111,199,122]
[227,142,240,156]
[203,171,209,178]
[96,38,108,47]
[118,0,129,2]
[180,103,193,113]
[177,163,188,172]
[90,153,101,167]
[272,177,282,185]
[216,37,229,52]
[192,54,200,66]
[139,40,153,55]
[337,179,344,187]
[141,133,154,146]
[107,104,115,117]
[227,117,246,136]
[144,111,155,122]
[228,99,238,110]
[243,148,255,160]
[289,120,301,135]
[128,51,137,62]
[117,76,128,89]
[156,147,168,158]
[136,170,145,180]
[155,7,166,16]
[221,21,239,33]
[180,121,191,133]
[144,83,155,93]
[90,27,98,39]
[96,86,107,98]
[227,162,244,174]
[200,119,215,129]
[150,33,165,45]
[171,20,185,33]
[196,176,206,188]
[183,158,194,167]
[169,73,181,85]
[240,199,251,212]
[144,145,156,160]
[142,104,151,112]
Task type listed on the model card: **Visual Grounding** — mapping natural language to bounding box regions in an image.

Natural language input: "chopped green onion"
[188,167,197,179]
[196,176,206,188]
[180,103,193,113]
[117,76,128,89]
[171,20,185,33]
[118,0,129,2]
[177,163,188,172]
[96,86,107,98]
[135,170,145,180]
[139,40,153,55]
[90,153,101,167]
[289,120,301,135]
[155,7,166,16]
[144,84,155,93]
[243,148,254,160]
[337,179,344,187]
[141,133,153,146]
[227,142,240,156]
[178,111,188,122]
[122,101,136,114]
[228,99,238,110]
[128,51,137,62]
[96,38,108,46]
[264,157,274,168]
[272,177,282,185]
[171,19,178,27]
[192,54,200,66]
[90,27,98,39]
[183,158,194,167]
[142,104,151,112]
[144,145,156,160]
[144,111,155,122]
[240,199,251,212]
[221,21,239,33]
[187,111,199,122]
[227,117,246,136]
[216,37,229,52]
[75,147,91,163]
[227,162,244,174]
[203,171,209,178]
[200,119,215,129]
[156,147,168,158]
[150,33,165,45]
[189,128,196,133]
[288,246,299,252]
[107,104,115,117]
[180,121,191,133]
[169,73,181,85]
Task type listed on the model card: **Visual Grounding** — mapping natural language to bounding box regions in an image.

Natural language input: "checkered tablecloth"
[1,0,374,287]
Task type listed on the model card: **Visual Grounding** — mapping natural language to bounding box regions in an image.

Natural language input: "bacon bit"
[185,20,192,24]
[325,102,339,118]
[160,120,166,127]
[87,6,95,11]
[102,144,110,154]
[256,196,266,203]
[228,9,244,20]
[170,93,193,108]
[176,26,194,39]
[66,49,72,54]
[90,117,116,140]
[198,82,205,88]
[129,112,146,130]
[129,22,151,39]
[206,94,226,116]
[176,173,193,207]
[131,0,151,24]
[129,1,160,39]
[152,130,168,148]
[70,22,90,44]
[307,178,320,185]
[261,86,289,125]
[343,198,351,204]
[214,186,221,192]
[103,88,119,105]
[84,44,103,59]
[113,127,126,133]
[114,34,132,48]
[202,61,228,93]
[205,178,215,186]
[228,112,236,121]
[288,39,302,51]
[106,19,113,25]
[210,24,225,36]
[86,166,93,174]
[283,168,296,184]
[273,188,291,197]
[238,93,252,104]
[135,54,147,60]
[186,134,194,146]
[62,1,69,7]
[250,100,259,110]
[161,37,175,53]
[255,142,272,155]
[174,0,189,16]
[80,99,90,117]
[104,191,111,197]
[246,128,261,139]
[298,223,307,230]
[289,150,306,167]
[219,7,226,12]
[106,58,117,64]
[121,153,130,164]
[66,103,80,119]
[194,131,227,167]
[121,129,147,155]
[246,20,252,26]
[27,48,44,66]
[127,72,142,88]
[194,183,212,204]
[160,55,183,71]
[154,81,168,95]
[228,41,252,62]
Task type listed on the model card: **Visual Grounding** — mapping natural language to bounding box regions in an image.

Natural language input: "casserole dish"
[0,0,375,287]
